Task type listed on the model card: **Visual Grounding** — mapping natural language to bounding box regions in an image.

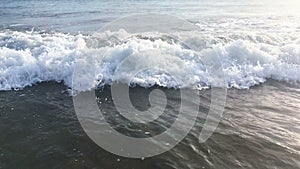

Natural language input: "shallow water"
[0,81,299,168]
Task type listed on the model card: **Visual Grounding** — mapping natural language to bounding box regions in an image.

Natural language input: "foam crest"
[0,29,299,92]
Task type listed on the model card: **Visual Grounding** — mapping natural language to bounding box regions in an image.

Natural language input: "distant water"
[1,0,300,33]
[0,0,300,168]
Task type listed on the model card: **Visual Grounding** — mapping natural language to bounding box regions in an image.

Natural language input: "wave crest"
[0,29,299,91]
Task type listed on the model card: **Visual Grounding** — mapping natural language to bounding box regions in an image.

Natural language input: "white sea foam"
[0,29,299,92]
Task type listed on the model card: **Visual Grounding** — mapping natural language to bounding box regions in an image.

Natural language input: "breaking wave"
[0,29,299,92]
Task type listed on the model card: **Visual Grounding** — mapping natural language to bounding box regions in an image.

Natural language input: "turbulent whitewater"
[0,26,300,92]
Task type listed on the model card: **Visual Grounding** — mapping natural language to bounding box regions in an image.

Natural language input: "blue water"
[1,0,300,33]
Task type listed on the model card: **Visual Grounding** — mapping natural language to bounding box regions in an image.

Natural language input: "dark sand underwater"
[1,80,300,169]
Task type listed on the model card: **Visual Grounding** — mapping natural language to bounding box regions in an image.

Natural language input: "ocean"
[0,0,300,168]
